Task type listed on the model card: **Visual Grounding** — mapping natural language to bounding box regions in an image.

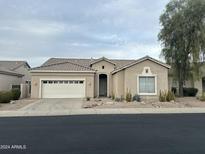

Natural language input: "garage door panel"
[42,80,85,98]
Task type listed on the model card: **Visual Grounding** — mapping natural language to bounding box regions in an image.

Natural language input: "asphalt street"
[0,114,205,154]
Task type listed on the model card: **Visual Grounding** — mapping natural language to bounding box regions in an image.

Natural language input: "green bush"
[166,90,175,102]
[183,88,198,96]
[159,90,167,102]
[159,90,175,102]
[200,93,205,101]
[126,89,132,102]
[11,89,21,100]
[133,94,141,102]
[0,91,13,103]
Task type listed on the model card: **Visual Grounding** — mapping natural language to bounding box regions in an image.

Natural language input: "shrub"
[115,97,121,102]
[183,88,198,96]
[171,87,177,94]
[159,90,175,102]
[0,91,12,103]
[133,94,141,102]
[126,89,132,102]
[200,93,205,101]
[159,90,167,102]
[11,89,21,100]
[166,90,175,102]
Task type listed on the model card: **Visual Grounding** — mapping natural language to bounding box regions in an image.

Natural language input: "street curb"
[1,108,205,117]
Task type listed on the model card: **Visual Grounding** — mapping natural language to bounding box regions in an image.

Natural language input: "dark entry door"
[202,77,205,92]
[99,74,107,97]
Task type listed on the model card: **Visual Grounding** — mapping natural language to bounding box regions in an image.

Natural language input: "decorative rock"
[106,101,114,105]
[170,100,175,103]
[140,101,145,104]
[10,101,15,104]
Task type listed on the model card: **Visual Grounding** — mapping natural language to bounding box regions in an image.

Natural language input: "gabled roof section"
[31,60,96,73]
[41,57,135,70]
[0,61,30,70]
[0,66,24,77]
[112,56,171,74]
[90,57,116,66]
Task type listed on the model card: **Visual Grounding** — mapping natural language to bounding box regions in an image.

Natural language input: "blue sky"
[0,0,169,67]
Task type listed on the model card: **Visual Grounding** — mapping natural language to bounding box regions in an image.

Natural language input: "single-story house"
[31,56,171,99]
[0,61,31,98]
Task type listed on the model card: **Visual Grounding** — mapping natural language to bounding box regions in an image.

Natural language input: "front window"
[139,76,155,94]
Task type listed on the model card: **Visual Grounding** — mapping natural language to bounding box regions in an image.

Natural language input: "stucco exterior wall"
[125,60,168,97]
[112,70,124,98]
[15,65,31,83]
[114,60,169,99]
[0,74,22,91]
[31,72,95,98]
[91,61,115,97]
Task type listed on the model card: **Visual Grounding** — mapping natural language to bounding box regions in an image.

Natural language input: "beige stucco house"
[0,61,31,98]
[31,56,171,99]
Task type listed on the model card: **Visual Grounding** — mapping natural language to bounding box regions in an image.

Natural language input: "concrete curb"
[1,108,205,117]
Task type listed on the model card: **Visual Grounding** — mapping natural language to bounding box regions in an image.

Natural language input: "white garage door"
[41,80,85,98]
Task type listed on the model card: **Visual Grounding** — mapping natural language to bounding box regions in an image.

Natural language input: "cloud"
[0,0,169,67]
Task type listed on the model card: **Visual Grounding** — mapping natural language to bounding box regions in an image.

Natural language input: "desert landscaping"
[83,97,205,109]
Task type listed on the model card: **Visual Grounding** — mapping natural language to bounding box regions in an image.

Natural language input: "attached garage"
[41,80,85,98]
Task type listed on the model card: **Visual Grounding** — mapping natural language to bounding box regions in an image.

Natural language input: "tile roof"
[0,66,24,77]
[32,61,95,72]
[112,56,171,74]
[0,61,30,70]
[32,56,170,73]
[40,57,135,70]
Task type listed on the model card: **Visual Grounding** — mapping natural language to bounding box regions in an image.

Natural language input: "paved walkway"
[1,107,205,117]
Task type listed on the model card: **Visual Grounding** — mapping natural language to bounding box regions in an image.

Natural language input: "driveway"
[20,98,83,111]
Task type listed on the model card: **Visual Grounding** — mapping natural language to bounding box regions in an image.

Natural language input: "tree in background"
[158,0,205,96]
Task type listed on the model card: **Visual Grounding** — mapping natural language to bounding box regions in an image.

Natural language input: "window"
[59,81,64,84]
[54,81,58,84]
[43,81,47,84]
[79,81,84,84]
[102,66,105,69]
[74,81,78,84]
[139,76,155,94]
[12,85,20,90]
[64,81,68,84]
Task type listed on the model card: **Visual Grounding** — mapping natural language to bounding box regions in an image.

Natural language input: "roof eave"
[0,71,24,77]
[112,57,171,74]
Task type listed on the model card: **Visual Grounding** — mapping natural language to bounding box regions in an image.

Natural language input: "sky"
[0,0,169,67]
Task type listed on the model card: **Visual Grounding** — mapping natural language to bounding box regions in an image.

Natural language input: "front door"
[99,74,107,97]
[202,77,205,92]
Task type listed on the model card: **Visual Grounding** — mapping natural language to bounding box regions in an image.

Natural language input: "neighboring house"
[30,56,171,99]
[0,61,31,97]
[168,63,205,96]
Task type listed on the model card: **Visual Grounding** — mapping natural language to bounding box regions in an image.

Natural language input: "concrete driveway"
[20,99,83,111]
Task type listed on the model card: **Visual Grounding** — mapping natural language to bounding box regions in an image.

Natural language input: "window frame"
[137,75,157,95]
